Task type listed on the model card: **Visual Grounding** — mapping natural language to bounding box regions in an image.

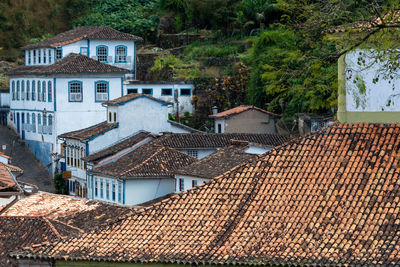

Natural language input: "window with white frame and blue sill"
[95,81,109,102]
[115,46,127,63]
[69,81,83,102]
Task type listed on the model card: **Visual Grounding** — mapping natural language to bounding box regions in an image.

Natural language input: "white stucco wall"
[0,92,10,107]
[214,118,225,133]
[124,82,194,114]
[91,175,124,204]
[175,174,209,193]
[125,178,175,205]
[177,148,216,159]
[345,49,400,112]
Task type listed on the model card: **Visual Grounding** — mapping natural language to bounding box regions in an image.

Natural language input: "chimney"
[212,106,218,115]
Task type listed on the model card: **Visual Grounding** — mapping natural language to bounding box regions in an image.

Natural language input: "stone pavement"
[0,125,53,192]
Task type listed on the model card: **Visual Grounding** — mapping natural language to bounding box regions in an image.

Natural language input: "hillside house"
[209,105,280,134]
[58,94,199,197]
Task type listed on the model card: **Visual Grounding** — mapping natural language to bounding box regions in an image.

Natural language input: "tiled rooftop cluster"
[8,53,129,76]
[209,105,281,118]
[15,122,400,265]
[90,144,197,178]
[21,26,143,50]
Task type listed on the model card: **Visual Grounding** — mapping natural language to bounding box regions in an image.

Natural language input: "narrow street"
[0,125,53,192]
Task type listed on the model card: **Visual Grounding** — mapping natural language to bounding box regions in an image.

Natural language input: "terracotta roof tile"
[155,133,288,148]
[0,163,20,192]
[90,144,197,178]
[8,53,128,76]
[15,122,400,265]
[209,105,280,118]
[58,121,118,141]
[21,26,143,50]
[175,142,258,179]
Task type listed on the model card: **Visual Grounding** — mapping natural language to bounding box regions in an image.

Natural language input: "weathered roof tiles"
[58,121,118,141]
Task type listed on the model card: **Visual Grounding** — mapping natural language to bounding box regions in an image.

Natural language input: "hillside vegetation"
[0,0,394,118]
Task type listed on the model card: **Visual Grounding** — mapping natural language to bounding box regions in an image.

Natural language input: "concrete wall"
[338,50,400,123]
[216,110,277,134]
[175,174,208,193]
[124,82,194,114]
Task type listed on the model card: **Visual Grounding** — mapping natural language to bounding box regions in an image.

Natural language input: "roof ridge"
[42,217,62,239]
[47,218,85,234]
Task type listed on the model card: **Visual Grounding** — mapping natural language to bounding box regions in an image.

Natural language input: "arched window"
[11,81,15,100]
[32,113,36,133]
[37,81,41,101]
[32,81,36,100]
[42,81,46,102]
[115,46,127,63]
[16,80,20,100]
[69,81,82,102]
[26,81,30,100]
[21,81,25,100]
[95,81,108,101]
[48,81,52,102]
[96,46,108,62]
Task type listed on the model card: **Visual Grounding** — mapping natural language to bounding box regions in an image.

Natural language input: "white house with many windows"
[7,26,142,173]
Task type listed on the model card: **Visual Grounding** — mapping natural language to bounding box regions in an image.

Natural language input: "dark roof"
[155,133,288,149]
[8,53,128,76]
[15,122,400,265]
[83,131,158,164]
[104,93,171,106]
[89,144,197,178]
[58,121,118,141]
[21,26,143,50]
[0,216,81,266]
[175,142,258,179]
[209,105,281,118]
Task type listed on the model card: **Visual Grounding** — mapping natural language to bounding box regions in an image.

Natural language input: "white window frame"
[69,81,83,102]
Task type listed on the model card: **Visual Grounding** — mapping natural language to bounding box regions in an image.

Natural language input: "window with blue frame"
[106,181,109,200]
[33,50,37,64]
[42,81,46,102]
[32,81,36,100]
[180,88,191,96]
[48,115,53,135]
[43,50,46,64]
[48,81,52,102]
[16,80,20,100]
[112,182,116,201]
[37,114,41,134]
[115,46,127,63]
[21,81,25,100]
[95,81,108,102]
[69,81,83,102]
[37,81,42,101]
[142,88,153,95]
[26,81,30,100]
[161,88,173,96]
[38,50,41,64]
[95,178,98,197]
[118,182,122,203]
[100,179,104,198]
[48,49,52,63]
[26,113,30,131]
[11,81,15,100]
[96,46,108,62]
[32,113,36,133]
[28,51,31,65]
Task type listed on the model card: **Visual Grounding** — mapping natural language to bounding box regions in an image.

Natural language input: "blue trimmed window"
[127,88,138,94]
[142,88,153,95]
[32,113,36,133]
[48,81,52,102]
[38,50,41,64]
[32,81,36,101]
[69,81,83,102]
[28,51,31,65]
[11,81,15,100]
[43,50,46,64]
[48,115,53,135]
[16,80,20,100]
[26,113,30,132]
[118,182,122,203]
[42,81,46,102]
[115,45,127,63]
[95,81,109,102]
[37,114,42,134]
[100,179,104,198]
[180,88,191,96]
[161,88,172,96]
[96,46,108,62]
[33,50,37,64]
[26,81,30,100]
[95,178,98,197]
[55,47,62,61]
[37,81,42,101]
[21,81,25,100]
[48,49,52,64]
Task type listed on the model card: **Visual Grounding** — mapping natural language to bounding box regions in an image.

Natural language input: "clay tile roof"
[1,191,133,231]
[58,121,118,141]
[82,131,158,164]
[0,163,20,193]
[175,142,259,179]
[1,163,23,173]
[0,216,82,266]
[209,105,281,118]
[21,26,143,50]
[90,143,198,178]
[104,93,172,106]
[155,132,288,148]
[15,122,400,265]
[7,53,129,76]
